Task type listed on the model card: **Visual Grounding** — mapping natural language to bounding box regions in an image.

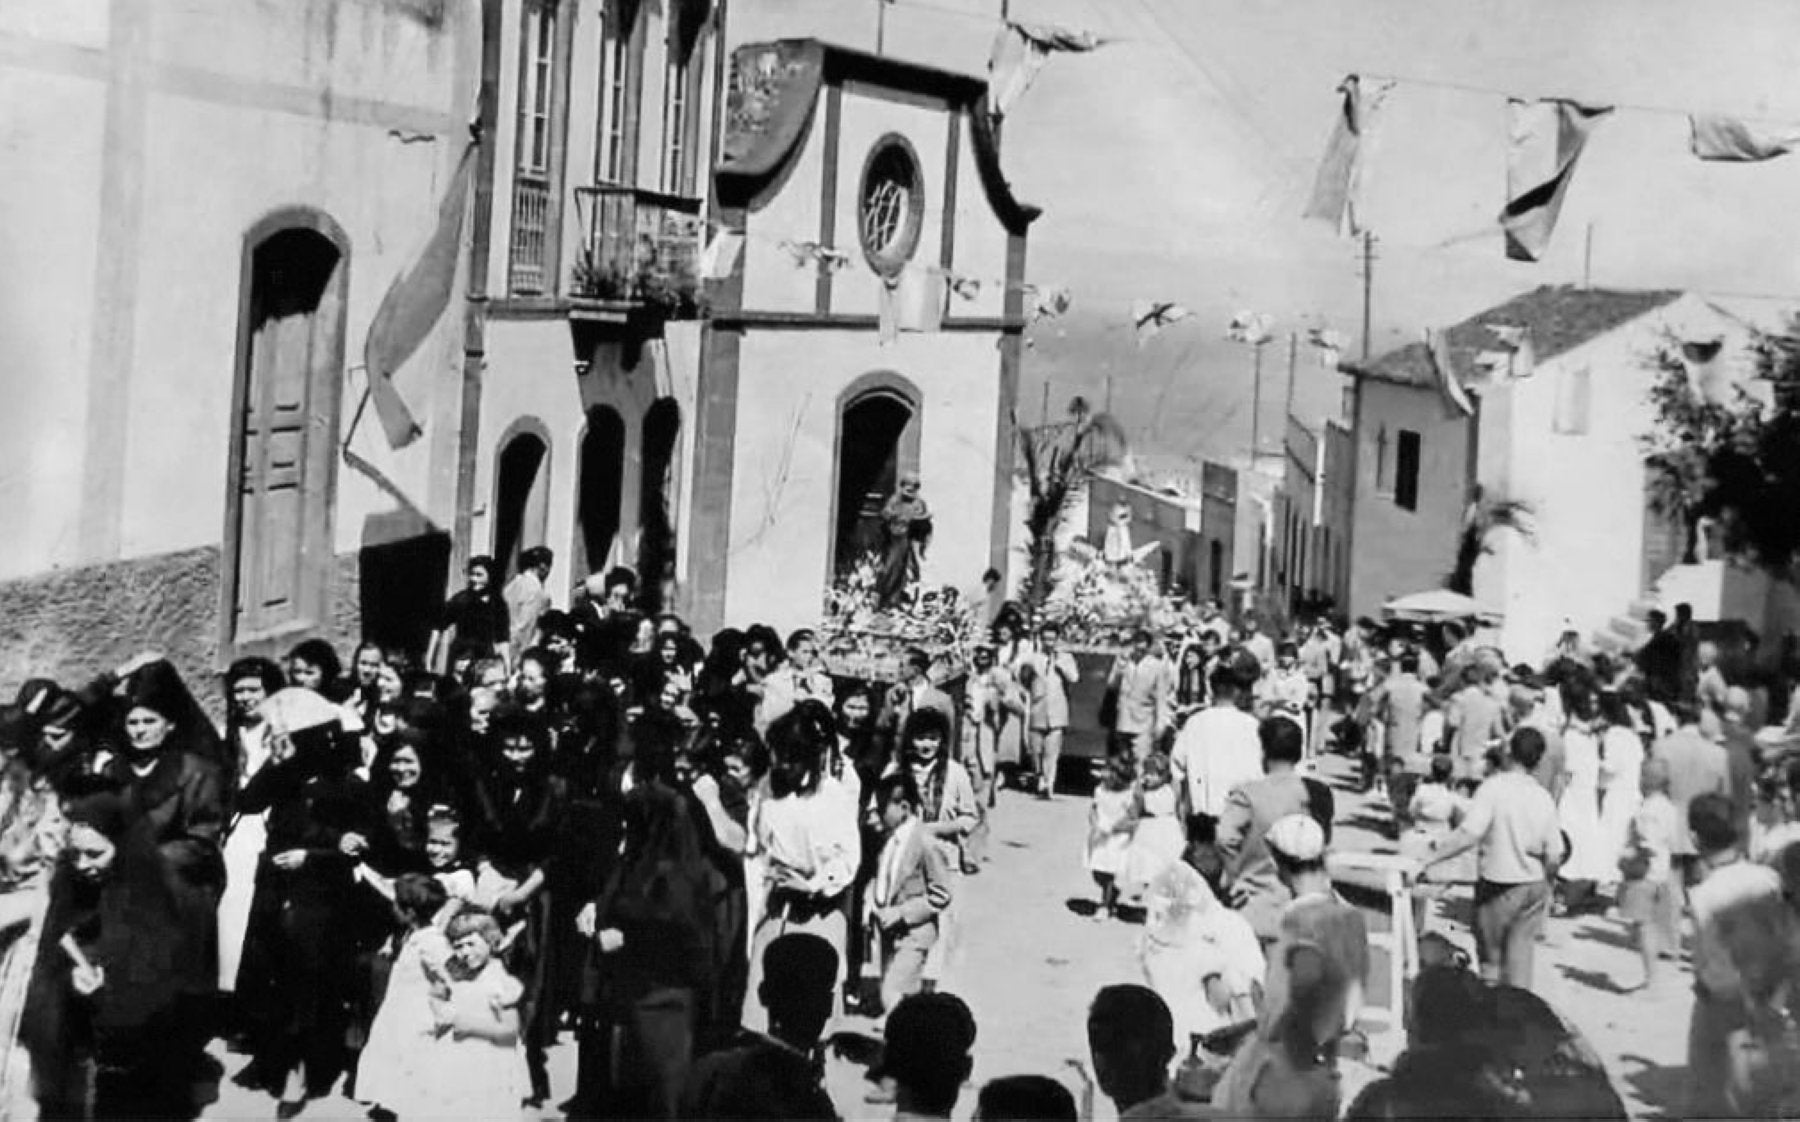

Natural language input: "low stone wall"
[0,546,376,713]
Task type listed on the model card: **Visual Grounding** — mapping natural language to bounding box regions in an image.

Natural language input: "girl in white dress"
[1119,754,1187,904]
[416,909,525,1121]
[1557,697,1611,901]
[356,874,456,1118]
[1595,693,1645,892]
[1086,755,1139,919]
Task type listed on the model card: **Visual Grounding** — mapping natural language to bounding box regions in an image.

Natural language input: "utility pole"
[1040,380,1050,425]
[1583,222,1595,289]
[876,0,888,55]
[1249,340,1265,465]
[1104,371,1114,414]
[1284,330,1299,421]
[1360,230,1376,362]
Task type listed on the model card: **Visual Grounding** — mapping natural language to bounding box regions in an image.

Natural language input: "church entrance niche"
[834,388,915,579]
[578,406,626,579]
[492,428,550,578]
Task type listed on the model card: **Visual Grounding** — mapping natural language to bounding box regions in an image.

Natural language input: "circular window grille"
[858,135,925,276]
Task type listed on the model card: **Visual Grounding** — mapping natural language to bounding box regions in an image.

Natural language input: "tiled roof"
[1350,285,1685,387]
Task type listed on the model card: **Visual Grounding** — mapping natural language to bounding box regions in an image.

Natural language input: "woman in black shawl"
[468,704,565,1105]
[24,784,210,1120]
[569,714,716,1121]
[231,699,377,1114]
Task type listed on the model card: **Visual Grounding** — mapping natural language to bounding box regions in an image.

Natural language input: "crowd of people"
[8,534,1800,1118]
[1073,596,1800,1118]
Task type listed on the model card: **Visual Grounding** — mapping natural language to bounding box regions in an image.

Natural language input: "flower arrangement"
[1038,541,1201,651]
[818,553,983,681]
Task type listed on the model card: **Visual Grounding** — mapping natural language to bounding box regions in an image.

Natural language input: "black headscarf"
[120,660,227,776]
[24,783,204,1071]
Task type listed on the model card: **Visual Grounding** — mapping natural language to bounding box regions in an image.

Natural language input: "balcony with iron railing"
[571,184,703,321]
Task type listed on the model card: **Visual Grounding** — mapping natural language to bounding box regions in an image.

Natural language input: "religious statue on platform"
[876,472,933,607]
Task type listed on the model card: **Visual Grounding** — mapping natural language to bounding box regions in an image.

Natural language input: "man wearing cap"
[1418,727,1566,989]
[1214,812,1368,1120]
[866,992,976,1116]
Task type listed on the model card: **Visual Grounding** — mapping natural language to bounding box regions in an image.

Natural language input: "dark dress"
[103,750,226,993]
[24,814,210,1121]
[441,587,511,658]
[470,760,567,1100]
[233,746,378,1094]
[571,778,716,1121]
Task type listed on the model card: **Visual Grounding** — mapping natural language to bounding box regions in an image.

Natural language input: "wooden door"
[232,227,345,642]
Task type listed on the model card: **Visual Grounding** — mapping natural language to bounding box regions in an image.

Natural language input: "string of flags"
[1306,71,1800,263]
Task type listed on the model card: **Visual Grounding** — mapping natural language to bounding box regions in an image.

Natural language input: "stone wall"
[0,546,377,714]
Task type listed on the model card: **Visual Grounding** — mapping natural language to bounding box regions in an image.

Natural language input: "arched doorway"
[578,405,626,578]
[225,218,348,646]
[492,425,551,578]
[833,384,918,579]
[637,398,680,611]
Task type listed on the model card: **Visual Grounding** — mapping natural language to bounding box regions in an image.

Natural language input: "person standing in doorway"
[503,546,555,656]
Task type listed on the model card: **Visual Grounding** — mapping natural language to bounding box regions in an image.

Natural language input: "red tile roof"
[1348,285,1684,387]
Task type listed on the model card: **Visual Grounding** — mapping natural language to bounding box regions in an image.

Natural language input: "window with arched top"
[832,375,923,578]
[492,422,552,579]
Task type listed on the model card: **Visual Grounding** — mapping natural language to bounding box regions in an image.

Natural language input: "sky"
[732,0,1800,466]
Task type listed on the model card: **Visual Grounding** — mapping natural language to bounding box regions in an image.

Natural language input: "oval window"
[857,135,925,276]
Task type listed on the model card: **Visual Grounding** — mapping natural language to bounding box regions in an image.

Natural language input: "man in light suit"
[1108,629,1174,761]
[867,772,954,1013]
[880,647,957,749]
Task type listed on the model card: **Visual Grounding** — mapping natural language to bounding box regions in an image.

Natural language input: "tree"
[1642,324,1800,576]
[1015,397,1128,613]
[1445,486,1534,596]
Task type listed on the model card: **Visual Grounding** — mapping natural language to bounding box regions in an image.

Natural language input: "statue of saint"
[876,472,932,607]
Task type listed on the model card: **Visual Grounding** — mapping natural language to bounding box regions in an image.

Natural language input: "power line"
[1362,70,1800,126]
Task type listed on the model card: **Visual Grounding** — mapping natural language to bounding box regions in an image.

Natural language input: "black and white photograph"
[4,0,1800,1117]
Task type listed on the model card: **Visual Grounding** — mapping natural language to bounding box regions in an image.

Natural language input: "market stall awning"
[1381,589,1503,624]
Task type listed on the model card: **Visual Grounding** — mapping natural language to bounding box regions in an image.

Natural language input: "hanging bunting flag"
[1468,323,1534,386]
[1425,327,1474,416]
[1307,327,1347,368]
[1227,310,1275,345]
[779,239,851,272]
[1689,115,1800,162]
[878,268,948,344]
[1028,284,1072,320]
[361,139,478,449]
[1132,300,1193,347]
[699,229,744,280]
[1680,336,1732,404]
[947,272,982,301]
[1499,98,1614,262]
[987,21,1108,120]
[1302,75,1396,235]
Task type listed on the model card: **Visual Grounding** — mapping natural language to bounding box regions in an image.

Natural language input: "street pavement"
[201,751,1692,1120]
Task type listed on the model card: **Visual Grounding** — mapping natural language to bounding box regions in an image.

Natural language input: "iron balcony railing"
[572,184,703,318]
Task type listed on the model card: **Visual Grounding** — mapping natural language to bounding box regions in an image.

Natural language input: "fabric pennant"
[987,21,1107,120]
[1303,75,1396,235]
[780,239,851,273]
[1689,115,1800,162]
[947,272,982,301]
[1426,327,1474,416]
[361,140,477,449]
[1132,300,1192,347]
[1028,284,1072,320]
[1499,98,1614,262]
[699,230,744,280]
[1227,310,1274,345]
[878,268,948,344]
[1308,327,1347,368]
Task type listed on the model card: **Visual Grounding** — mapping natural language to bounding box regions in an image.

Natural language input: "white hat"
[1266,813,1327,863]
